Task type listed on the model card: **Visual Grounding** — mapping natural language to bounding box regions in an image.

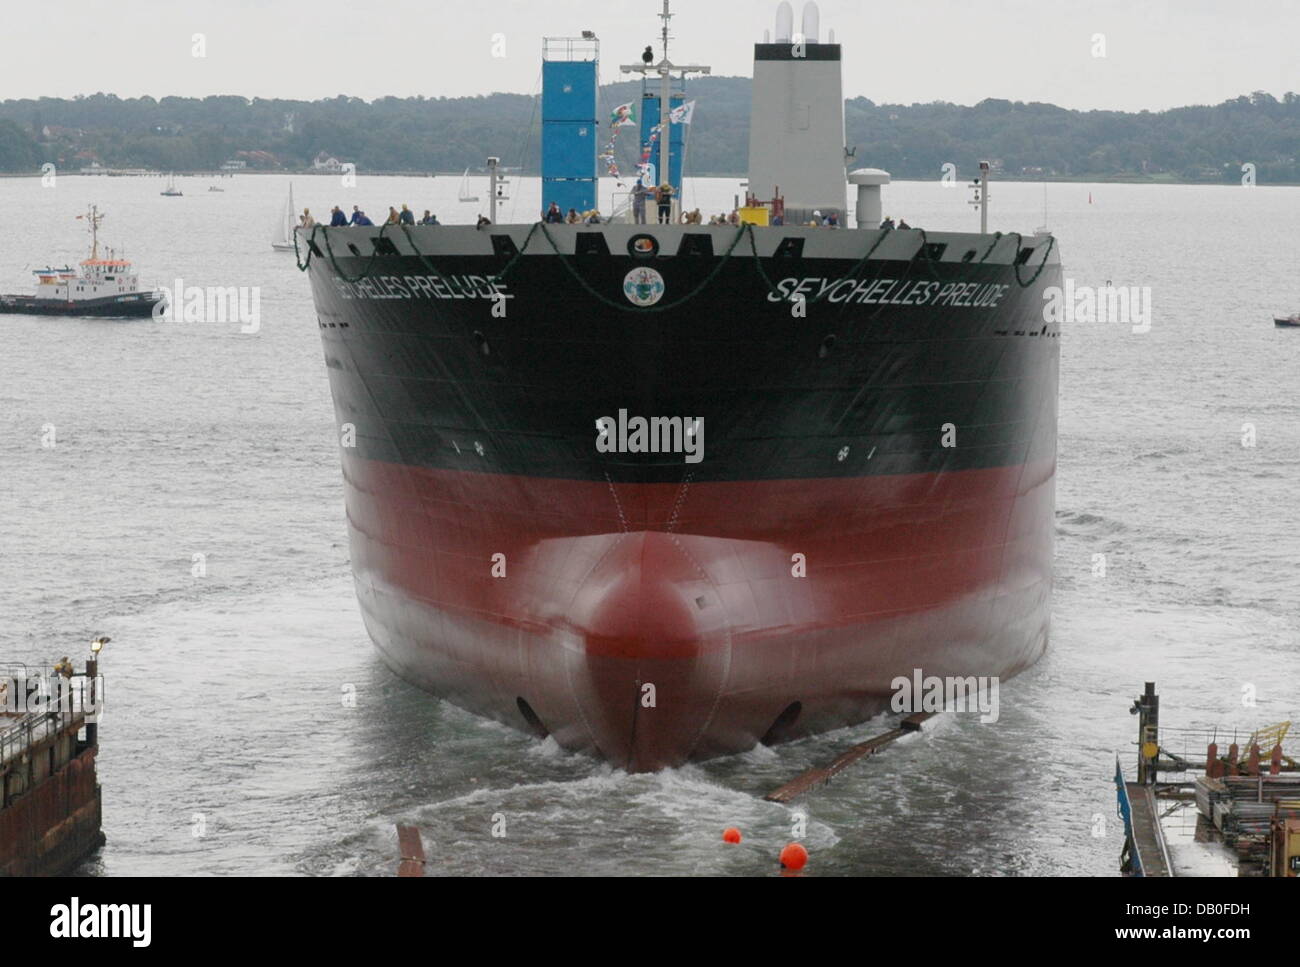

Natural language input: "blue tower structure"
[541,36,599,217]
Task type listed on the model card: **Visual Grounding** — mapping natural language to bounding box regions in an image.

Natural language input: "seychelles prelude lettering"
[332,274,512,301]
[769,277,1010,309]
[596,410,703,464]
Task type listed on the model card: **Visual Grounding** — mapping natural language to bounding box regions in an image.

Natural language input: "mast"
[657,0,671,190]
[487,157,499,224]
[970,161,990,234]
[84,204,102,261]
[620,0,709,210]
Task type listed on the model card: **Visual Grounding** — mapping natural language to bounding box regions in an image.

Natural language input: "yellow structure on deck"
[1241,721,1295,769]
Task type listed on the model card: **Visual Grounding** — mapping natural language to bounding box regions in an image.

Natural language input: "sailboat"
[457,167,479,203]
[160,173,182,197]
[271,183,297,252]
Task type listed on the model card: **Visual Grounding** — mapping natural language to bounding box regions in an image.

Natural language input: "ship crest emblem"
[623,267,665,307]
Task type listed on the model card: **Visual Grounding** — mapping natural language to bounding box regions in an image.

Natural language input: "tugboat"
[0,206,163,318]
[1275,313,1300,328]
[297,1,1062,771]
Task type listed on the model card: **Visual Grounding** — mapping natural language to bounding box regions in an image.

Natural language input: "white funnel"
[801,2,820,44]
[774,1,793,42]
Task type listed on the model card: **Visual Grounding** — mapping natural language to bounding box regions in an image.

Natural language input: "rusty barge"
[0,648,106,876]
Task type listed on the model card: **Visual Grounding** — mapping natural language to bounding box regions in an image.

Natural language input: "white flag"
[669,100,696,125]
[611,101,637,127]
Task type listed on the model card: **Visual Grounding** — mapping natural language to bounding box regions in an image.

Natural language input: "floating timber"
[764,712,934,803]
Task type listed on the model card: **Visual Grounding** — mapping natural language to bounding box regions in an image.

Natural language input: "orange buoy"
[779,842,808,870]
[722,827,742,844]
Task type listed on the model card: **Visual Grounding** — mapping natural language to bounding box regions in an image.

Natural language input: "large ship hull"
[303,222,1061,770]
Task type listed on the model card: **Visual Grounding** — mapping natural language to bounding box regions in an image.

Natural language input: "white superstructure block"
[746,4,847,217]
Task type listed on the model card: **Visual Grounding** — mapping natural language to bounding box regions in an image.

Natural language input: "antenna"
[659,0,672,61]
[968,161,990,234]
[78,204,104,261]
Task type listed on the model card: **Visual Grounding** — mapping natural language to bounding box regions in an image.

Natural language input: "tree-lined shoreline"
[2,80,1297,185]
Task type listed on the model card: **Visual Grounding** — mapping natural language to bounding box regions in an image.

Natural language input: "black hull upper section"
[302,223,1061,485]
[0,292,162,318]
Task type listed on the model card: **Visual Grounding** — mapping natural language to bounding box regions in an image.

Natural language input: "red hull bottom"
[345,458,1055,771]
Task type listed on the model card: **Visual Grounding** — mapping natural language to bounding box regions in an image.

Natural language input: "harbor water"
[1,173,1297,875]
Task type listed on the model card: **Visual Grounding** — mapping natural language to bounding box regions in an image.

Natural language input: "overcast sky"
[3,0,1295,111]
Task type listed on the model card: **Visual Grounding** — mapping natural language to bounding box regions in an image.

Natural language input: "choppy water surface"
[1,174,1297,876]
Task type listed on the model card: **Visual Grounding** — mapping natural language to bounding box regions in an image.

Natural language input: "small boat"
[272,183,297,252]
[457,167,479,203]
[0,205,164,318]
[1275,314,1300,328]
[160,173,182,197]
[208,185,225,192]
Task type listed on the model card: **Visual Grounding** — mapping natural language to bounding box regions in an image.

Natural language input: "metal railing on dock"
[0,663,101,770]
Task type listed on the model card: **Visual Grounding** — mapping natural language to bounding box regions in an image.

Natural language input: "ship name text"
[332,274,513,301]
[768,277,1010,309]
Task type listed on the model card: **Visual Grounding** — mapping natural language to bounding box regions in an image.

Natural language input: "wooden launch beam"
[396,824,426,877]
[764,712,934,803]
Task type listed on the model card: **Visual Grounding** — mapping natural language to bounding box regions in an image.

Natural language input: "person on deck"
[656,183,674,224]
[351,207,374,226]
[299,208,316,228]
[329,206,347,227]
[632,183,649,225]
[544,202,564,223]
[476,214,492,229]
[897,217,911,229]
[880,216,896,230]
[398,204,415,226]
[384,207,401,225]
[420,211,439,225]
